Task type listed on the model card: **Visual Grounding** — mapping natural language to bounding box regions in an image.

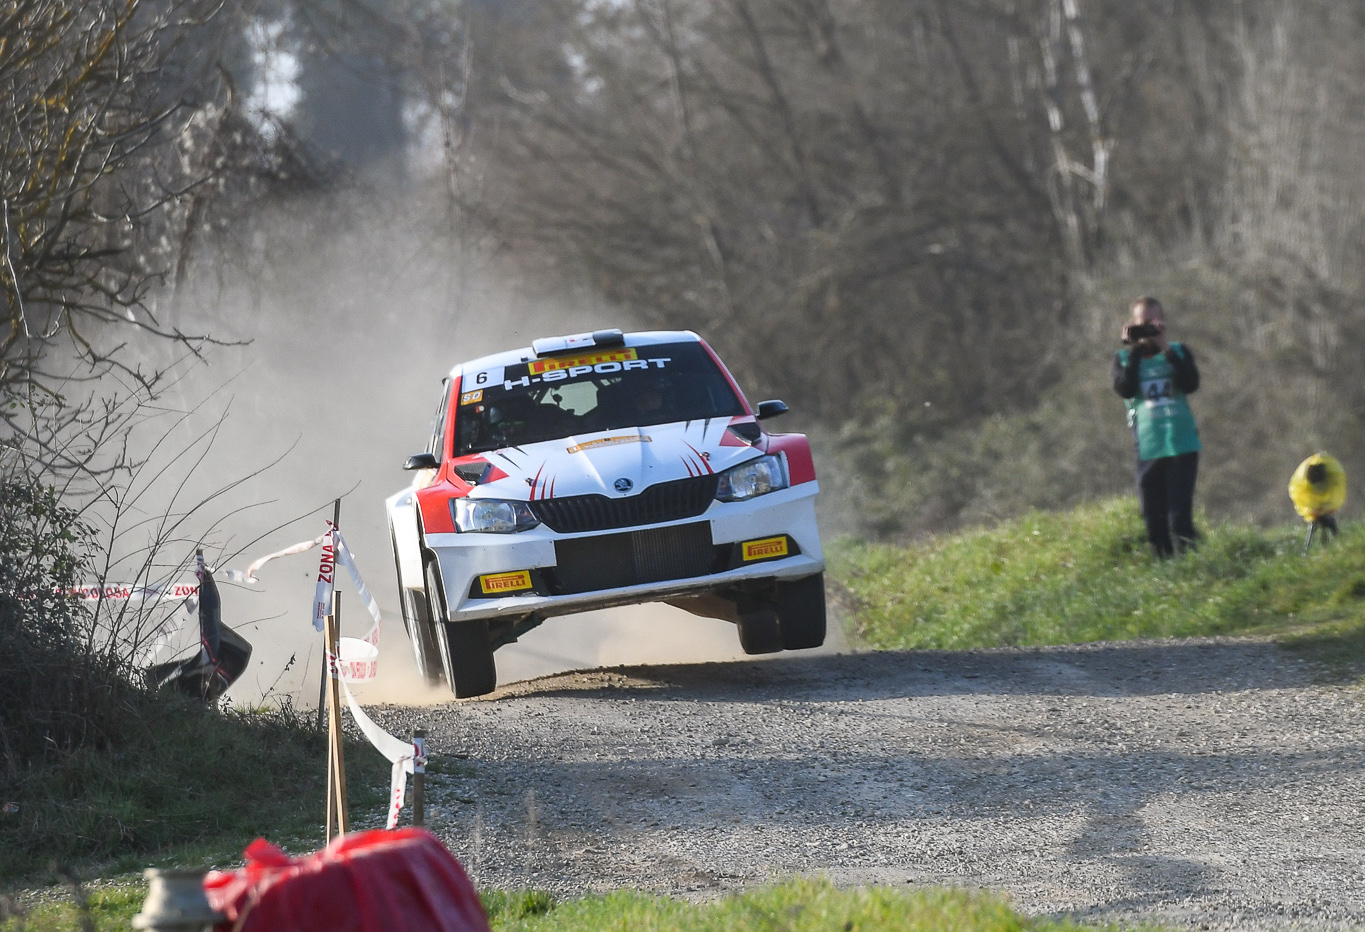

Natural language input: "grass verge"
[485,880,1146,931]
[3,878,1165,931]
[0,697,387,884]
[828,497,1365,670]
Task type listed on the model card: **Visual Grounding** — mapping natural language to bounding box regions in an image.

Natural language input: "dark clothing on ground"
[1135,451,1199,557]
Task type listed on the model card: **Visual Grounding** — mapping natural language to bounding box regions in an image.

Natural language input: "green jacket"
[1112,342,1201,461]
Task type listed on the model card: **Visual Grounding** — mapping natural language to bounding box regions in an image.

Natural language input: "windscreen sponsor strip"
[506,356,668,389]
[529,349,637,374]
[566,435,651,454]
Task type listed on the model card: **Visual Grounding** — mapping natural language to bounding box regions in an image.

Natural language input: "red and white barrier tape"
[222,536,326,585]
[341,680,426,828]
[318,525,382,682]
[310,521,424,828]
[73,535,326,666]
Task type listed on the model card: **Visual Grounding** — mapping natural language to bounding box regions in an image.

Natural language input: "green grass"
[0,697,387,883]
[0,883,142,931]
[484,880,1153,931]
[828,497,1365,668]
[2,879,1161,931]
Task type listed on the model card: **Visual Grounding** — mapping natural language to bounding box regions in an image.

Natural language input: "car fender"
[762,432,817,486]
[385,488,425,592]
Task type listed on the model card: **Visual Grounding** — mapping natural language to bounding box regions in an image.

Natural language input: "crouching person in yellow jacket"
[1112,297,1202,557]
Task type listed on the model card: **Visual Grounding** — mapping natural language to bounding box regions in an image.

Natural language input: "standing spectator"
[1112,297,1202,556]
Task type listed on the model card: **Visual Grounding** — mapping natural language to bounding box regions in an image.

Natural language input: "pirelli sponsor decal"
[478,570,534,595]
[741,536,790,562]
[566,435,651,454]
[529,349,637,375]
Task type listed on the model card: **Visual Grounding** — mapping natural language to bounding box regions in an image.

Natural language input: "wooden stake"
[325,604,336,842]
[326,592,350,838]
[322,497,346,842]
[412,728,426,827]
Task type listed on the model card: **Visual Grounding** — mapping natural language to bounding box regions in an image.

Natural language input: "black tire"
[776,573,827,650]
[404,586,446,686]
[394,529,443,686]
[425,558,497,698]
[737,606,783,655]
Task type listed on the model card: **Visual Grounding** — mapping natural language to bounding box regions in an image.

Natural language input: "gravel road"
[370,639,1365,930]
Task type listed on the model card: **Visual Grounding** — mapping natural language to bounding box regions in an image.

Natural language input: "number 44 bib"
[1122,344,1201,460]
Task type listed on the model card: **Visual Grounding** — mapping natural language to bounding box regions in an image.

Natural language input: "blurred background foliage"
[256,0,1365,537]
[7,0,1365,536]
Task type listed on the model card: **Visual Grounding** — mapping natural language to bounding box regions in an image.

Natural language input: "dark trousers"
[1136,451,1199,557]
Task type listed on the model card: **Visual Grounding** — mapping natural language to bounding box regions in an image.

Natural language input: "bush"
[0,475,131,773]
[0,471,386,879]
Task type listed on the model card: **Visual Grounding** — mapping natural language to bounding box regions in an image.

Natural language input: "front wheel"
[425,558,497,698]
[776,573,826,650]
[737,606,783,654]
[395,530,443,686]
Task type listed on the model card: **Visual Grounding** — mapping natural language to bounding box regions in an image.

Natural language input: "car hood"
[467,418,762,501]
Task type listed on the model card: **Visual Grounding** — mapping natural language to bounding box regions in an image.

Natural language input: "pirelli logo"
[741,536,789,562]
[529,349,637,375]
[478,570,534,595]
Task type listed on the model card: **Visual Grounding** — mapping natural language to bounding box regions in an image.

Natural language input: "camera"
[1123,322,1162,344]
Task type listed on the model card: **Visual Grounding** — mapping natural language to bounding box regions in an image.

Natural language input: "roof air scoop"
[532,329,625,357]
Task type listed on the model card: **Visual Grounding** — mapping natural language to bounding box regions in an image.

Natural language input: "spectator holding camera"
[1112,296,1201,557]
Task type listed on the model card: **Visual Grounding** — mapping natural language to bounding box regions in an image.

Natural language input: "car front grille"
[548,522,716,594]
[529,474,719,533]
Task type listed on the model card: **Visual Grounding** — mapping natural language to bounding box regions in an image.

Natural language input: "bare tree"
[0,0,241,445]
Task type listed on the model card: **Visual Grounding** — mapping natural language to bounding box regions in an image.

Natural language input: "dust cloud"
[128,191,826,710]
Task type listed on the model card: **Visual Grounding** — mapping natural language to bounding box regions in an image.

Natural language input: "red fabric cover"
[204,829,490,932]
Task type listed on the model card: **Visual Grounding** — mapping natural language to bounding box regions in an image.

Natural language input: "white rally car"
[386,329,825,698]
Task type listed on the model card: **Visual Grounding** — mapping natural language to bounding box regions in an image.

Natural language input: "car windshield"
[454,342,745,455]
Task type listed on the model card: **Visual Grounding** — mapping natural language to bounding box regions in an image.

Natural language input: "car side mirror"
[404,452,438,471]
[755,399,789,421]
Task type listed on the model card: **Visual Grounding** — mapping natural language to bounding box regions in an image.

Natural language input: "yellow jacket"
[1288,453,1346,522]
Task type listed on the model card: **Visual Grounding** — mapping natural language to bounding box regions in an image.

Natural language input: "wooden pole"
[324,600,336,842]
[322,498,344,842]
[326,592,351,838]
[411,728,426,828]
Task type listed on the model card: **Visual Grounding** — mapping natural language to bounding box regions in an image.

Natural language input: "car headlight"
[451,498,540,533]
[715,454,788,502]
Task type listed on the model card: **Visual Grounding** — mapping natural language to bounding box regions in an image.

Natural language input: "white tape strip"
[221,535,325,584]
[331,528,383,636]
[76,536,322,603]
[327,637,379,683]
[68,581,198,666]
[314,525,384,680]
[80,537,325,667]
[71,583,200,602]
[340,679,426,829]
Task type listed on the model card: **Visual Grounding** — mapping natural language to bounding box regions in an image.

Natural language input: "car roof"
[447,330,703,380]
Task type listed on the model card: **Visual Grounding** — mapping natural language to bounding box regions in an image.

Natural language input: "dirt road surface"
[369,640,1365,930]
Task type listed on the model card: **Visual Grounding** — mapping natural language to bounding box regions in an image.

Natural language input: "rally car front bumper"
[419,483,822,624]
